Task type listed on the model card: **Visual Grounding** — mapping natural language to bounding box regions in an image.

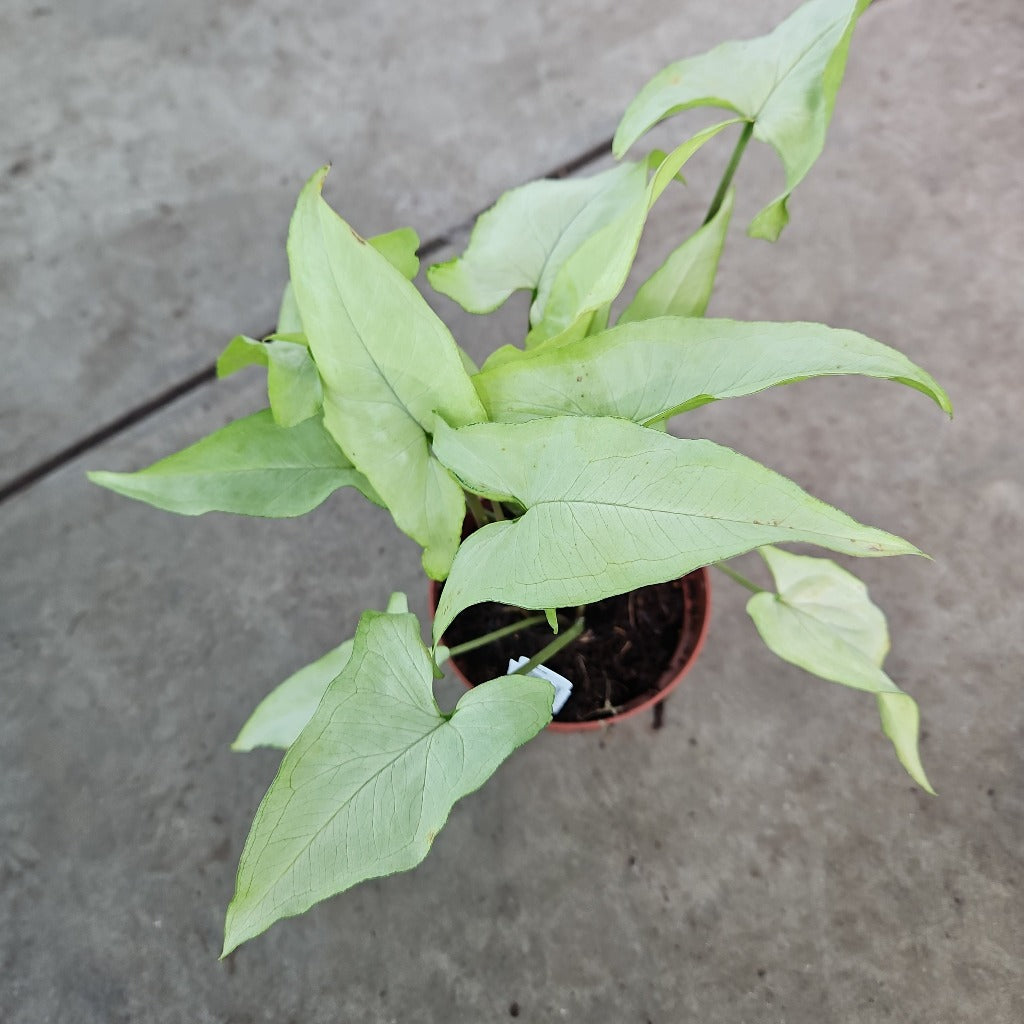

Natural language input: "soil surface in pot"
[440,576,702,724]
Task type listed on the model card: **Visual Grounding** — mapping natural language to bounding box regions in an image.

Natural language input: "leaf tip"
[432,644,450,674]
[220,916,241,960]
[221,899,260,959]
[926,379,954,418]
[748,197,789,242]
[421,546,452,583]
[903,759,937,796]
[86,469,121,492]
[864,533,927,560]
[303,164,331,197]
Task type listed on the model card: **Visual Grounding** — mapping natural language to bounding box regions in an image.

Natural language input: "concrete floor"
[2,0,1022,1021]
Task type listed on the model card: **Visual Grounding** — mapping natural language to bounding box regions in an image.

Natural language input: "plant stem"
[447,614,549,658]
[513,617,585,676]
[713,561,765,594]
[703,120,753,225]
[464,492,491,529]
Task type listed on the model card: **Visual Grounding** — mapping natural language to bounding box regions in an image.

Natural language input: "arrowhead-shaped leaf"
[88,409,380,517]
[525,120,738,347]
[232,593,410,753]
[216,334,323,428]
[614,0,871,239]
[746,545,934,792]
[618,186,734,323]
[287,167,486,578]
[222,607,553,955]
[473,317,951,424]
[427,160,650,321]
[431,416,921,642]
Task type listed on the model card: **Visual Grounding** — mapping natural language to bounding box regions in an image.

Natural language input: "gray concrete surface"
[3,0,1023,1021]
[0,0,800,489]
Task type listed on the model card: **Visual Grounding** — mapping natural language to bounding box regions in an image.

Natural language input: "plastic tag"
[508,656,573,715]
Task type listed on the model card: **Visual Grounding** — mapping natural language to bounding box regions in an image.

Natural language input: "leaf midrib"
[313,208,428,434]
[239,710,448,919]
[753,18,843,121]
[521,497,894,546]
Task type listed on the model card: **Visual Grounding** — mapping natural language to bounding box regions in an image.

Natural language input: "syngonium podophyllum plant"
[91,0,950,954]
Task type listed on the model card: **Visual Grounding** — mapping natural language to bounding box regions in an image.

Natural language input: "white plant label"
[508,656,573,715]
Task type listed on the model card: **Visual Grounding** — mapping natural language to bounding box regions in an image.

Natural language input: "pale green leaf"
[613,0,871,239]
[427,160,649,321]
[746,545,933,792]
[263,344,322,427]
[232,594,410,753]
[233,641,355,754]
[216,334,271,378]
[222,608,553,955]
[618,186,734,323]
[368,226,421,280]
[431,416,920,642]
[272,227,418,342]
[525,120,738,347]
[88,409,380,517]
[277,281,303,335]
[474,317,951,424]
[216,334,323,428]
[287,167,487,578]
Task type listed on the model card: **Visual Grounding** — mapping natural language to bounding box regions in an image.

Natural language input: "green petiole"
[713,560,765,594]
[512,616,586,677]
[446,613,549,658]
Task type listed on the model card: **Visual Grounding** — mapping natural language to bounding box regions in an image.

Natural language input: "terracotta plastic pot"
[428,567,711,733]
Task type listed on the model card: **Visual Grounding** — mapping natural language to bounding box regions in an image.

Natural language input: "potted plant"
[90,0,950,957]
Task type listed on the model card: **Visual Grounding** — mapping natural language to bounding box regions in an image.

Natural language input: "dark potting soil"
[437,572,708,724]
